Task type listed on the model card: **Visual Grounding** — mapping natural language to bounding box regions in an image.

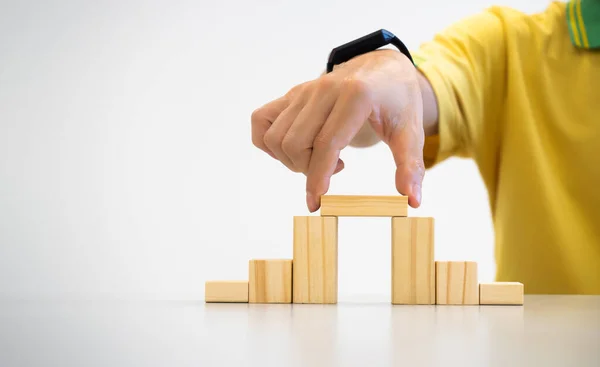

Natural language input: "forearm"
[349,70,439,147]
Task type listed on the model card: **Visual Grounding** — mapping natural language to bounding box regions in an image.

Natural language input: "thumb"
[387,110,425,208]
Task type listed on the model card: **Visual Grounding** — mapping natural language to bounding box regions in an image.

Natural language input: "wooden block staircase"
[205,195,523,306]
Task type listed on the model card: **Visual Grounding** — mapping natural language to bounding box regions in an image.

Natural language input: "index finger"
[305,86,371,212]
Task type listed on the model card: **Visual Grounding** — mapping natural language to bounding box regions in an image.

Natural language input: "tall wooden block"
[436,261,479,305]
[293,216,338,304]
[320,195,408,217]
[480,282,524,305]
[205,281,248,303]
[391,217,435,304]
[249,259,292,303]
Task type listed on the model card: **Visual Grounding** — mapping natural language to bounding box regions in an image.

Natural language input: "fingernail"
[306,192,316,212]
[412,183,422,205]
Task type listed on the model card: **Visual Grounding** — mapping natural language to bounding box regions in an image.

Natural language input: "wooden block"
[205,280,248,303]
[293,216,338,304]
[479,282,524,305]
[435,261,479,305]
[320,195,408,217]
[391,217,435,304]
[249,259,292,303]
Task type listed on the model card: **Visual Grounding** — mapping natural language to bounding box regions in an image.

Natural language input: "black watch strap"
[326,29,414,73]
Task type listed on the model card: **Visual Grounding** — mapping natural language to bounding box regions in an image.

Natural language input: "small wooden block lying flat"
[205,281,248,303]
[293,216,338,304]
[391,217,435,304]
[479,282,524,305]
[320,195,408,217]
[436,261,479,305]
[249,259,292,303]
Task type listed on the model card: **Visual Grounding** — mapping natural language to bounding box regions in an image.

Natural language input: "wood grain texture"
[293,216,338,304]
[436,261,479,305]
[391,217,435,304]
[320,195,408,217]
[249,259,292,303]
[205,281,249,303]
[480,282,524,305]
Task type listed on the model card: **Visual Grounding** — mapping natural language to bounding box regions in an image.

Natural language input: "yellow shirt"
[414,1,600,294]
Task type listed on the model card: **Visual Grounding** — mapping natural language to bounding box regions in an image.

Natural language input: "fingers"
[251,96,289,160]
[388,98,425,208]
[305,80,372,211]
[253,77,343,177]
[263,102,305,172]
[253,51,426,213]
[282,77,339,173]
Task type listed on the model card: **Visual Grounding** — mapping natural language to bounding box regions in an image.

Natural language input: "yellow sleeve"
[413,7,509,170]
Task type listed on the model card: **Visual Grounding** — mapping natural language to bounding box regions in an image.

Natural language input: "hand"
[251,49,425,212]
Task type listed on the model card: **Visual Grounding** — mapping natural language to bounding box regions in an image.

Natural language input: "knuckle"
[315,75,336,92]
[283,141,311,172]
[401,157,425,178]
[286,83,306,99]
[342,78,371,101]
[411,155,426,173]
[252,133,263,149]
[250,107,263,125]
[415,157,425,172]
[263,129,280,149]
[313,133,332,150]
[415,160,426,180]
[281,134,299,156]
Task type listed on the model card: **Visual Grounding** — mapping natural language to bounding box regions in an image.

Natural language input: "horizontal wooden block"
[249,259,292,303]
[480,282,524,305]
[205,281,248,303]
[392,217,435,304]
[293,216,338,304]
[436,261,479,305]
[319,195,408,217]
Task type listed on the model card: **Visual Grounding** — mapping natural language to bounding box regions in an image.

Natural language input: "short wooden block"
[320,195,408,217]
[391,217,435,304]
[436,261,479,305]
[479,282,524,305]
[293,216,338,304]
[249,259,292,303]
[205,280,249,303]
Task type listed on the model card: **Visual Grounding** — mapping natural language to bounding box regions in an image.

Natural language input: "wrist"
[417,71,439,137]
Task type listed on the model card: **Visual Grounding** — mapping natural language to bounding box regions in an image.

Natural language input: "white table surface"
[0,295,598,367]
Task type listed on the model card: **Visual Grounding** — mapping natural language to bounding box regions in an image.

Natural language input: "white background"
[0,0,551,301]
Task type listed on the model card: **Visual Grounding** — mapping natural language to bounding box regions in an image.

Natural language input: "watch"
[326,29,414,73]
